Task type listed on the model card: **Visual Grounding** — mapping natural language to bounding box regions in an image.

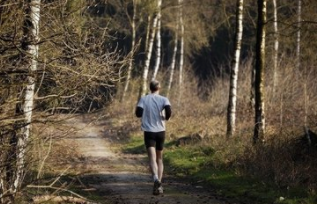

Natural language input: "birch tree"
[227,0,244,137]
[0,0,41,201]
[178,0,184,106]
[167,34,178,97]
[296,0,301,70]
[141,1,158,96]
[167,14,179,97]
[272,0,279,97]
[14,0,41,193]
[298,0,307,128]
[152,0,162,80]
[122,0,138,101]
[144,15,152,56]
[253,0,267,144]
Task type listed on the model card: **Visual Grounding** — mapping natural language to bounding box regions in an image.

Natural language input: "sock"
[153,175,159,182]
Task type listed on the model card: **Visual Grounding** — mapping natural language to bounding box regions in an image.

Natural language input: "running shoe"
[153,180,163,195]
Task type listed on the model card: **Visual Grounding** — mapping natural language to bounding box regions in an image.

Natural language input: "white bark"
[152,0,162,80]
[296,0,301,70]
[14,0,41,192]
[122,0,137,101]
[141,9,158,95]
[227,0,244,137]
[272,0,279,97]
[167,26,179,97]
[178,0,184,106]
[145,15,151,56]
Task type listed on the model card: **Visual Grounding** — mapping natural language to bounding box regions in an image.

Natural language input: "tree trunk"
[178,0,184,106]
[145,15,151,58]
[0,0,40,200]
[253,0,266,144]
[296,0,301,70]
[152,0,162,81]
[122,0,137,101]
[227,0,244,137]
[298,0,307,128]
[141,13,158,96]
[14,0,41,193]
[250,55,255,110]
[167,27,179,97]
[272,0,279,98]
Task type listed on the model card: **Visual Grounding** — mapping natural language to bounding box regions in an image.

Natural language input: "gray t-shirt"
[137,93,171,132]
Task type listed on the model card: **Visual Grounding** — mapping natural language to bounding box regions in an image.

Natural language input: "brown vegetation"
[115,51,317,191]
[1,0,317,202]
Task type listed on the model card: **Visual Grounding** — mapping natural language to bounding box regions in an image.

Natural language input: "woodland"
[1,0,317,203]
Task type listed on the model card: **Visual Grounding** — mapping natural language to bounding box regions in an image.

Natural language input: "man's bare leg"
[156,150,163,181]
[147,147,158,181]
[147,147,164,195]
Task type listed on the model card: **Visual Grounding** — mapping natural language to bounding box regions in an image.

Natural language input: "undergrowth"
[116,61,317,204]
[123,133,317,204]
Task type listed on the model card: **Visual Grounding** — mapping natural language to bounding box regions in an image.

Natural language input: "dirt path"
[67,115,234,204]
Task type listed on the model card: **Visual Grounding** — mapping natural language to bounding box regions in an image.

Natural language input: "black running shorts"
[144,131,165,151]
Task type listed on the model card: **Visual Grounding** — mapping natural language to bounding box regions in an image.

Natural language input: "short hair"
[149,80,160,92]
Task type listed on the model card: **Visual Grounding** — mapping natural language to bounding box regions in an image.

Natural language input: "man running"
[135,80,172,195]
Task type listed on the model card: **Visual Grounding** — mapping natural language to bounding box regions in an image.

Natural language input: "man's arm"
[135,106,143,118]
[164,105,172,120]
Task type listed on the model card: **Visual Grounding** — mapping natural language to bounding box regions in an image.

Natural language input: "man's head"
[150,80,160,93]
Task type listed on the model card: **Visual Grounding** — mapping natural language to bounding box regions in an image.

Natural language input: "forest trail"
[65,114,233,204]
